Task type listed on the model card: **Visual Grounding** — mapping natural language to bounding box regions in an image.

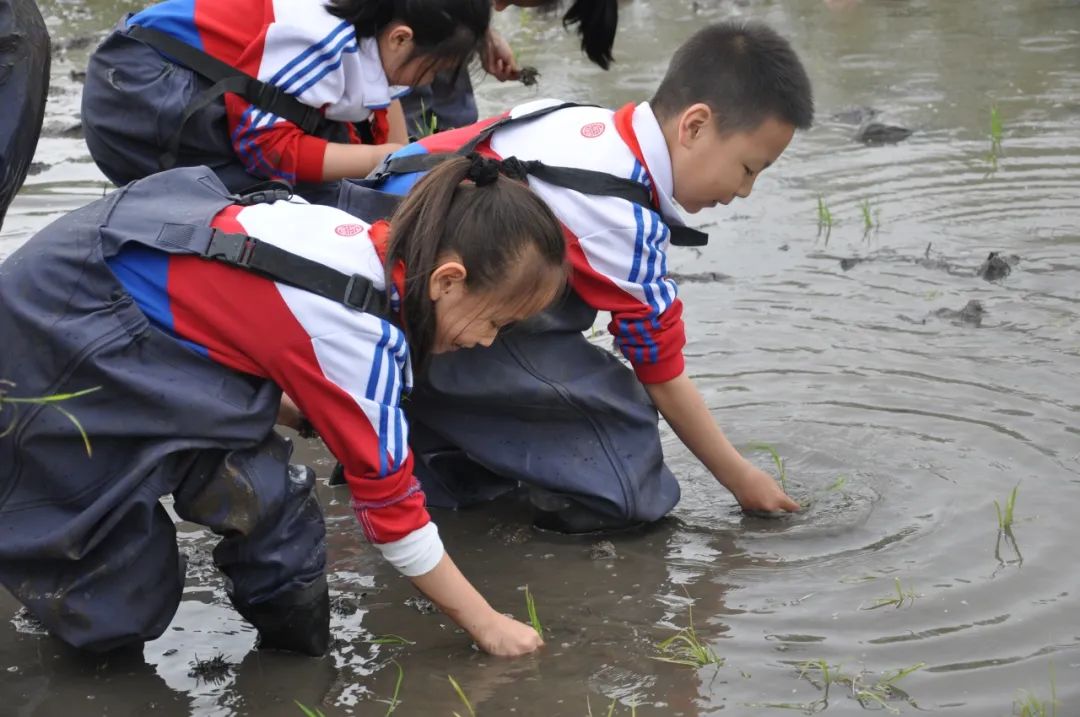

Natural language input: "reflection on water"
[2,0,1079,714]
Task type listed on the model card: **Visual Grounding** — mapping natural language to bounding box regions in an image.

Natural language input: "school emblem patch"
[580,122,606,138]
[335,223,364,237]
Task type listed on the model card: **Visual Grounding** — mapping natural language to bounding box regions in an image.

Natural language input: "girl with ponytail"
[0,157,566,657]
[82,0,491,195]
[403,0,620,134]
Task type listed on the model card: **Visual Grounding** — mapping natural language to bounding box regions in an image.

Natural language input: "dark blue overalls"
[0,168,344,655]
[0,0,49,228]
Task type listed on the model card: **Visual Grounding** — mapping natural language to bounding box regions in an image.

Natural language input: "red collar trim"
[613,102,660,208]
[369,220,406,312]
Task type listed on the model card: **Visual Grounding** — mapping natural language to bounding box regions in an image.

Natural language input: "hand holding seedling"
[644,373,800,514]
[472,610,545,657]
[728,462,801,513]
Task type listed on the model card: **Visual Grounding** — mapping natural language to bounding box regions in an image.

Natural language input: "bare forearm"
[321,141,402,181]
[645,372,747,489]
[385,100,408,145]
[409,552,496,631]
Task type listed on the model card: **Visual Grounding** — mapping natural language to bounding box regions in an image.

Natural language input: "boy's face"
[668,104,795,214]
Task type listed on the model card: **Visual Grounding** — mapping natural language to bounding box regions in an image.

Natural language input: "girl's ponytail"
[563,0,618,70]
[385,155,567,370]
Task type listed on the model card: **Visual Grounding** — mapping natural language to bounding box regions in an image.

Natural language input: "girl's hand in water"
[471,611,544,656]
[730,463,801,513]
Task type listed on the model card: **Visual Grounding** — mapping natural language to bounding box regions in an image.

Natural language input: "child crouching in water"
[82,0,490,196]
[0,155,563,657]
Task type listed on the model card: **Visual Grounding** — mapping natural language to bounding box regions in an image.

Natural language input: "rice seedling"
[859,198,880,238]
[1013,664,1058,717]
[652,602,724,668]
[816,195,834,242]
[295,702,328,717]
[985,105,1004,176]
[990,105,1003,152]
[448,674,476,717]
[795,660,924,713]
[862,577,921,610]
[995,483,1020,532]
[825,475,848,492]
[381,660,404,716]
[745,442,787,490]
[0,382,100,456]
[524,585,543,637]
[364,634,415,646]
[411,98,439,139]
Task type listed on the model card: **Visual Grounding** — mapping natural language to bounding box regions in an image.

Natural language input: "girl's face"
[379,23,459,87]
[428,257,561,354]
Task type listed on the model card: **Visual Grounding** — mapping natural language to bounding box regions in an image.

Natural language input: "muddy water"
[2,0,1080,714]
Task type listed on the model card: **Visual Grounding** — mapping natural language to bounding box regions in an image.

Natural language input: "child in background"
[369,21,813,530]
[0,156,565,658]
[402,0,619,135]
[82,0,490,195]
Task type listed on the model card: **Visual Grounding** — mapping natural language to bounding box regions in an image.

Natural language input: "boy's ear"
[677,103,716,148]
[429,261,468,301]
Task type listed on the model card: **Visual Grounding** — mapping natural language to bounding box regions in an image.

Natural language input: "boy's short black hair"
[651,21,814,133]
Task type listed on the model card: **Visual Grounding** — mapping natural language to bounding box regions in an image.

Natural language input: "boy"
[369,20,813,531]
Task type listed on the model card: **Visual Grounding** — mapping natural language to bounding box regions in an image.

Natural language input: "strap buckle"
[344,274,377,312]
[206,229,257,266]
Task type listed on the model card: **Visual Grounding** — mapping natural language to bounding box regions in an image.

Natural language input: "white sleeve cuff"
[375,522,445,577]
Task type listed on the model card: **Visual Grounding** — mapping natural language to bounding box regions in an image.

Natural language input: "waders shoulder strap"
[157,185,391,318]
[128,25,330,170]
[200,228,390,316]
[367,102,709,247]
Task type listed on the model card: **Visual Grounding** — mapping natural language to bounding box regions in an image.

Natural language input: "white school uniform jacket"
[394,99,690,384]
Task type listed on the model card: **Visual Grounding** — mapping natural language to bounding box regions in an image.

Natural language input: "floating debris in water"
[840,257,864,271]
[667,271,730,284]
[589,540,617,561]
[405,596,437,615]
[976,251,1019,281]
[187,653,234,684]
[831,106,880,125]
[855,122,913,145]
[932,300,986,327]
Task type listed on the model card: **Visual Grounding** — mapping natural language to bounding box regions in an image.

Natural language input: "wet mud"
[3,0,1080,715]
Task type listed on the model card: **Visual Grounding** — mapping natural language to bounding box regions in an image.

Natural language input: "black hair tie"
[465,153,501,187]
[497,155,540,182]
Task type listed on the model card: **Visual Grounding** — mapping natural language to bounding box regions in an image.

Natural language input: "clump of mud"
[405,596,437,615]
[187,653,235,684]
[589,540,617,561]
[518,66,541,87]
[977,251,1019,282]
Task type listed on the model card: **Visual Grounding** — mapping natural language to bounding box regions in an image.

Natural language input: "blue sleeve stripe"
[628,189,646,285]
[292,42,360,98]
[269,21,353,88]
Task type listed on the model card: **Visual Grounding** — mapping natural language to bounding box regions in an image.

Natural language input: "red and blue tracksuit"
[375,99,688,525]
[0,168,439,651]
[82,0,406,190]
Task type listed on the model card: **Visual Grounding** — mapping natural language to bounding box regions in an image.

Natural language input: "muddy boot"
[232,575,330,657]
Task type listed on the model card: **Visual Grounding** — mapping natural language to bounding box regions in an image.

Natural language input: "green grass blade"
[294,702,326,717]
[51,403,94,457]
[448,675,476,717]
[525,585,543,636]
[745,442,786,489]
[384,659,404,715]
[365,634,415,646]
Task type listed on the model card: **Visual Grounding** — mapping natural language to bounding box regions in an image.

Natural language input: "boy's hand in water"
[730,462,801,513]
[471,611,544,656]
